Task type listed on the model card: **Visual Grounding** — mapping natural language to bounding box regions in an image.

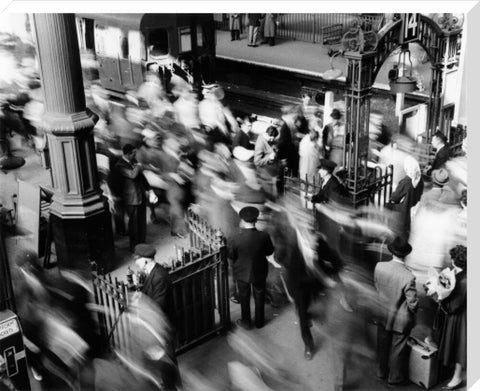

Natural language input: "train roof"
[76,13,213,31]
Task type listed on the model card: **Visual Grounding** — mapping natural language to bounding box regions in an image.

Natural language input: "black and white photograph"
[0,3,476,391]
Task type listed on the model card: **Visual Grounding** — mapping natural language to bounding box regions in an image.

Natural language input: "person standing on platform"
[134,244,173,318]
[228,207,278,329]
[114,144,149,251]
[229,14,241,41]
[232,115,254,151]
[434,245,466,390]
[322,108,345,169]
[424,131,450,177]
[246,14,261,47]
[309,159,349,205]
[386,156,424,240]
[263,13,277,46]
[374,237,418,388]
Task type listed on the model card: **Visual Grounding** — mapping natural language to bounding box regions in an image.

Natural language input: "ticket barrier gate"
[0,310,30,391]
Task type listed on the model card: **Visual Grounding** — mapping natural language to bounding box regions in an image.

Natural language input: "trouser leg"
[376,324,392,379]
[138,201,147,244]
[113,200,126,234]
[388,331,409,384]
[126,205,139,250]
[252,280,266,328]
[247,26,253,45]
[237,280,252,324]
[252,26,259,45]
[235,30,240,40]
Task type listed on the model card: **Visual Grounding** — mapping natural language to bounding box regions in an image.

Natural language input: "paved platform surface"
[215,29,432,95]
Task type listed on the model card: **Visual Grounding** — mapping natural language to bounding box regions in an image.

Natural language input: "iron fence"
[283,164,394,226]
[92,209,230,355]
[216,13,385,44]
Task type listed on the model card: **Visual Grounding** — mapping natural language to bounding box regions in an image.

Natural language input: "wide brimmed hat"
[432,168,449,186]
[318,158,337,172]
[387,237,412,258]
[239,206,260,223]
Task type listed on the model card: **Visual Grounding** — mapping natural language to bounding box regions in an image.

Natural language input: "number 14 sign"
[401,13,420,43]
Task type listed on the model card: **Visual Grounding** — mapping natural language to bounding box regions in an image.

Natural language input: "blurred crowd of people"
[2,40,468,389]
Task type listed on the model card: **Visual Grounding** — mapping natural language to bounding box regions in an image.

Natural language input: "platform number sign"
[401,13,420,43]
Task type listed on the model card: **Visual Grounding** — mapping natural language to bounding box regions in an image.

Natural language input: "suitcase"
[408,337,439,389]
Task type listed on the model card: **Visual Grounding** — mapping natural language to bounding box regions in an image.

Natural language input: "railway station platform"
[215,29,431,96]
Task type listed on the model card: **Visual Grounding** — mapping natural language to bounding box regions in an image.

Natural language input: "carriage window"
[196,24,204,48]
[76,18,86,50]
[148,28,169,57]
[120,33,128,59]
[94,24,106,55]
[178,26,192,53]
[128,30,145,61]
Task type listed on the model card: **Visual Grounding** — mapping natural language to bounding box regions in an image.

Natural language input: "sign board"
[0,310,30,390]
[0,318,19,340]
[401,13,420,44]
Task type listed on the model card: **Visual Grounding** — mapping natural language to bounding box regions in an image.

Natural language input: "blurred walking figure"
[374,237,418,387]
[229,14,241,41]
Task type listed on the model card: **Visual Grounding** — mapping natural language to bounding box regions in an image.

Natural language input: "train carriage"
[75,13,216,94]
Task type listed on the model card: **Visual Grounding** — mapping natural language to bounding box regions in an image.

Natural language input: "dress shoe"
[236,319,253,330]
[387,380,410,388]
[230,295,240,304]
[304,347,314,361]
[442,379,464,390]
[171,232,186,239]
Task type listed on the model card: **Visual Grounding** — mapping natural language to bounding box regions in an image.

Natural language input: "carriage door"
[94,23,123,91]
[118,29,137,91]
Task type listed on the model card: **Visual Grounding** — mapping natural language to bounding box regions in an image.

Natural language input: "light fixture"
[322,50,343,81]
[389,45,417,94]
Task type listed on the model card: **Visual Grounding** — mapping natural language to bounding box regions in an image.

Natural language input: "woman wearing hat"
[386,156,424,240]
[434,245,467,390]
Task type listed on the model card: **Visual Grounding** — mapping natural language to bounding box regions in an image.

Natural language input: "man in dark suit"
[228,206,278,329]
[309,159,350,205]
[425,131,450,176]
[374,237,418,387]
[114,144,149,251]
[134,244,173,318]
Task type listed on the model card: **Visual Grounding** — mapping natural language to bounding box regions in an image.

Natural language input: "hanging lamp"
[389,45,417,94]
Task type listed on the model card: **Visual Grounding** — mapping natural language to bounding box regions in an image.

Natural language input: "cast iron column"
[33,14,113,273]
[344,50,375,207]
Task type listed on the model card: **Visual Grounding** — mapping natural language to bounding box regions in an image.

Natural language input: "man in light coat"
[374,236,418,387]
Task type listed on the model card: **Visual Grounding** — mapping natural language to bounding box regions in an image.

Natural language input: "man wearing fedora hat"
[374,236,419,387]
[228,206,277,329]
[309,159,350,205]
[423,168,457,206]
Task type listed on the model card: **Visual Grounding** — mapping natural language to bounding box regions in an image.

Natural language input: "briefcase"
[407,337,438,389]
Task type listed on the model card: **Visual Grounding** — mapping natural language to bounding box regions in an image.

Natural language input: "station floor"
[214,29,432,96]
[2,138,465,391]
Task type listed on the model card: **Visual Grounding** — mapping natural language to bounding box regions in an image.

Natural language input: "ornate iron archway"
[341,13,463,205]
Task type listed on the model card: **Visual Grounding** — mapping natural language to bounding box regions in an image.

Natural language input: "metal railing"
[92,209,230,355]
[216,13,385,44]
[283,163,394,225]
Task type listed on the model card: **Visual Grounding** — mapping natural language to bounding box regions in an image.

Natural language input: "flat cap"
[318,158,337,172]
[239,206,259,223]
[134,244,156,259]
